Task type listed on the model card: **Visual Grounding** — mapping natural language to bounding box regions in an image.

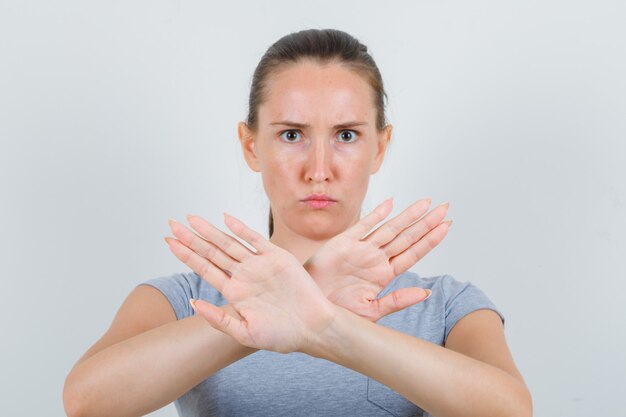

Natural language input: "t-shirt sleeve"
[440,274,505,342]
[136,272,200,320]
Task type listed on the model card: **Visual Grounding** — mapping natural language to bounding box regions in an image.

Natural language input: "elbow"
[521,387,533,417]
[508,382,533,417]
[63,371,89,417]
[63,381,80,417]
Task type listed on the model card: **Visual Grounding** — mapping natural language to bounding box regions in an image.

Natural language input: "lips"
[301,194,337,209]
[303,194,336,202]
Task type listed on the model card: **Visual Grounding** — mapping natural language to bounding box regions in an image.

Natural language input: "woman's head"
[237,29,392,240]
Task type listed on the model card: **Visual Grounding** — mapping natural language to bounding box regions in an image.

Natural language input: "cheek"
[343,168,371,201]
[259,154,301,199]
[336,146,376,180]
[335,153,374,210]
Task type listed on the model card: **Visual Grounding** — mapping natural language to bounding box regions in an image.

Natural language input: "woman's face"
[238,59,392,241]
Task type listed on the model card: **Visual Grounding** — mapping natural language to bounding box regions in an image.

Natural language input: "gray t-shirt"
[138,270,504,417]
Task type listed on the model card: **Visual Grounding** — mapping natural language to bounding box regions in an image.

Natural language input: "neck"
[269,221,327,265]
[268,208,362,264]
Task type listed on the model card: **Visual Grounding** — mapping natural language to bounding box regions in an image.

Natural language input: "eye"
[279,130,302,143]
[337,129,358,143]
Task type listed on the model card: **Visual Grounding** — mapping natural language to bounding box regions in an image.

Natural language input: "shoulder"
[137,271,226,320]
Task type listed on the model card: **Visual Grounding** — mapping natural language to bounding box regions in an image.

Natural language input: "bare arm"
[63,198,449,417]
[63,285,255,417]
[186,212,532,417]
[307,307,532,417]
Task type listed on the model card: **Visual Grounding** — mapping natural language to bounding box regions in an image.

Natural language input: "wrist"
[302,303,355,362]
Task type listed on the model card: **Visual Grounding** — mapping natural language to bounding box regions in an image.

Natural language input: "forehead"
[258,60,376,124]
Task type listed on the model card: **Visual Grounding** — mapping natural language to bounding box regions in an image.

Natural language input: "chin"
[293,215,348,241]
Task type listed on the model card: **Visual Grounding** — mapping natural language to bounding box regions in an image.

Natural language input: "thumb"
[369,287,432,321]
[190,299,253,345]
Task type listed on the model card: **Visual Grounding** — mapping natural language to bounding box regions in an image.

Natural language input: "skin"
[170,58,454,321]
[169,60,532,416]
[179,214,532,417]
[171,197,449,322]
[62,67,451,416]
[239,58,394,261]
[62,59,532,417]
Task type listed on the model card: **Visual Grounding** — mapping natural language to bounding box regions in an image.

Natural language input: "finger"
[342,198,394,240]
[366,198,432,247]
[186,214,255,261]
[369,287,432,321]
[189,299,254,346]
[164,237,229,292]
[223,213,274,253]
[381,202,449,258]
[168,218,239,273]
[389,220,452,276]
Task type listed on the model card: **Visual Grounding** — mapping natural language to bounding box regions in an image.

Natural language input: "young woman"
[63,29,532,417]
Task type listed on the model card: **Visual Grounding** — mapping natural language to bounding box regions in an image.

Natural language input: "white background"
[1,1,625,416]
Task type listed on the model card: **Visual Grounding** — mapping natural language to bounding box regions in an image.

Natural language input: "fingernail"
[377,198,393,211]
[442,219,453,229]
[189,298,198,310]
[423,289,433,301]
[224,212,242,227]
[439,201,449,208]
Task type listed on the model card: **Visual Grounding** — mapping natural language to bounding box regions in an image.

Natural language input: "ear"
[237,121,261,172]
[370,124,392,174]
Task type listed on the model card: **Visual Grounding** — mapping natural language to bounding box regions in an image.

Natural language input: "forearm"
[308,306,532,417]
[64,305,257,417]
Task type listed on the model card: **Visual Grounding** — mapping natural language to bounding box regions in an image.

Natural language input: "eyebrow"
[269,120,368,129]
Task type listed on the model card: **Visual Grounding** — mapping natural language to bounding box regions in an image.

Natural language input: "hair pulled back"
[245,29,388,237]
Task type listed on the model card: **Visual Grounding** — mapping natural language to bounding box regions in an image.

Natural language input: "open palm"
[166,213,336,353]
[304,198,451,321]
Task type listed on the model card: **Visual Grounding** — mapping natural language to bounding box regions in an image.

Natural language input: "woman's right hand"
[166,214,338,354]
[303,198,451,322]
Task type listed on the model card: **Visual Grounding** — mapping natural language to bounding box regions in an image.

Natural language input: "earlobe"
[237,121,261,172]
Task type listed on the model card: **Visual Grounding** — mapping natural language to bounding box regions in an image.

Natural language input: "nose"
[305,137,333,183]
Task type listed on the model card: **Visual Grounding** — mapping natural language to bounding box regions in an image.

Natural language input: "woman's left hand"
[304,198,451,322]
[165,214,337,354]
